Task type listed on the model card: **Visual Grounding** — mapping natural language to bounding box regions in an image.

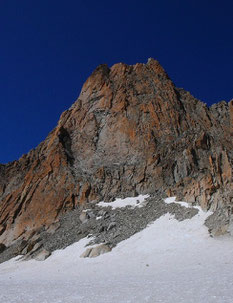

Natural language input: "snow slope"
[1,199,233,303]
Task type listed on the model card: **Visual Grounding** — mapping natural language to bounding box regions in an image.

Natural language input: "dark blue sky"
[0,0,232,163]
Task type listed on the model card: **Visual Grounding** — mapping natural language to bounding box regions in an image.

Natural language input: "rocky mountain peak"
[0,60,232,246]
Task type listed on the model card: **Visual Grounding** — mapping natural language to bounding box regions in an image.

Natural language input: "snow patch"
[164,196,193,208]
[98,194,149,209]
[164,196,209,212]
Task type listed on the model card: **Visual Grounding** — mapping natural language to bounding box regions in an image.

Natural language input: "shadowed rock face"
[0,58,232,245]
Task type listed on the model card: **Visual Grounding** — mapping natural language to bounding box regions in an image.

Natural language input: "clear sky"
[0,0,232,163]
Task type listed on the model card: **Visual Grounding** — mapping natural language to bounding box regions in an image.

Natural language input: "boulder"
[79,211,88,223]
[80,247,93,258]
[107,222,116,231]
[34,249,51,261]
[80,244,111,258]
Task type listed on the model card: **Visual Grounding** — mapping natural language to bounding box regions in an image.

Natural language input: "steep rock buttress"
[0,59,232,245]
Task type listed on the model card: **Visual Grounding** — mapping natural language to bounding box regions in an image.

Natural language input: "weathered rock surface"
[0,58,232,246]
[205,205,233,237]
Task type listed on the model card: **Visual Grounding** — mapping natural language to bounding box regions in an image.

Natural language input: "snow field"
[0,197,233,302]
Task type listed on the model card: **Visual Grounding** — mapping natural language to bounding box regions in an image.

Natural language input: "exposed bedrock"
[0,58,232,245]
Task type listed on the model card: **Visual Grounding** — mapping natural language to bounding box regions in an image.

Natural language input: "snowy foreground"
[1,198,233,303]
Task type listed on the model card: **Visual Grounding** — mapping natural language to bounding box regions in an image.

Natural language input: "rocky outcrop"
[0,58,232,246]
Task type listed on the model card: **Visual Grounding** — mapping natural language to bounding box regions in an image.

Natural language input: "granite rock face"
[0,58,232,245]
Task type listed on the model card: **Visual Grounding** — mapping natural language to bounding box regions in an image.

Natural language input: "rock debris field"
[0,193,198,263]
[1,196,233,303]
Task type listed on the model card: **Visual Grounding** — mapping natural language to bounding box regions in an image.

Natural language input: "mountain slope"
[0,58,232,245]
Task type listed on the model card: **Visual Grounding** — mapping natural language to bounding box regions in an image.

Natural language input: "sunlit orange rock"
[0,58,232,245]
